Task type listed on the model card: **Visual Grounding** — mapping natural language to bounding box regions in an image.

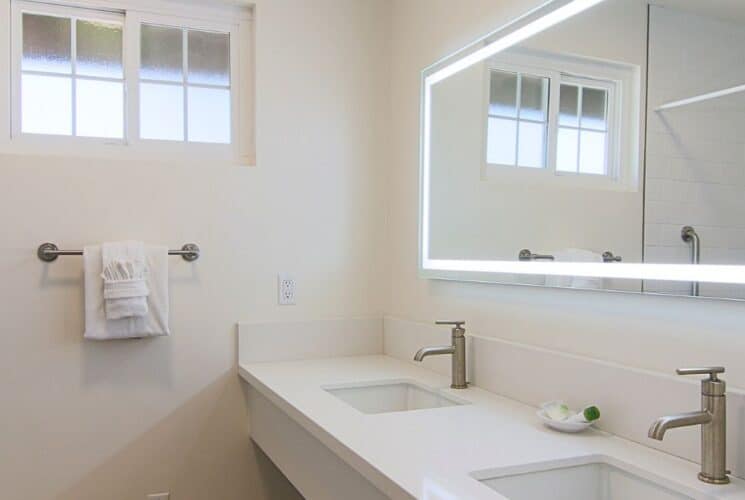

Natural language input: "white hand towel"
[84,244,170,340]
[101,241,149,320]
[545,248,605,290]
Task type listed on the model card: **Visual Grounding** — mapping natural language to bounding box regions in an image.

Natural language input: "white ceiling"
[650,0,745,25]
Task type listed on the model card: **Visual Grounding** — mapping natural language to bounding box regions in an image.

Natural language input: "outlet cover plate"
[278,274,296,305]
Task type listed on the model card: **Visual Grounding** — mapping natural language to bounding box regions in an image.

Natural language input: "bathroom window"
[139,24,232,144]
[556,80,612,176]
[483,51,635,189]
[7,0,254,164]
[486,70,549,169]
[18,7,125,138]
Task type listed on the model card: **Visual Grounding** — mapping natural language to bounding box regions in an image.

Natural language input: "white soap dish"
[536,401,597,433]
[536,409,594,433]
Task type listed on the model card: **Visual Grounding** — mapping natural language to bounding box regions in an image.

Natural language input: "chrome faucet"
[414,321,467,389]
[648,367,728,484]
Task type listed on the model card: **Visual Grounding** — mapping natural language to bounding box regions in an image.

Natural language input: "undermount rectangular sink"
[323,380,467,414]
[474,458,711,500]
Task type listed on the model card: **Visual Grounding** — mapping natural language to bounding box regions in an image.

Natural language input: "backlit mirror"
[420,0,745,300]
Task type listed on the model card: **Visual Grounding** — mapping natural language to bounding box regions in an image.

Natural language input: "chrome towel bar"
[519,249,555,261]
[520,249,623,263]
[37,243,200,263]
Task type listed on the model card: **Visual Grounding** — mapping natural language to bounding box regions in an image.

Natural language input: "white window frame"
[555,75,618,178]
[10,1,126,144]
[485,67,551,170]
[481,48,638,192]
[1,0,254,166]
[482,62,554,178]
[126,11,239,154]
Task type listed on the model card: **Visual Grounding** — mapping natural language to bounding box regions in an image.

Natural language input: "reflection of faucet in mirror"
[681,226,700,296]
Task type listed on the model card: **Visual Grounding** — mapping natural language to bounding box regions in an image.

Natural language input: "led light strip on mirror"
[419,0,745,286]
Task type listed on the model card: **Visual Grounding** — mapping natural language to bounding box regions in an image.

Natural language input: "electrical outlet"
[278,274,296,305]
[147,494,169,500]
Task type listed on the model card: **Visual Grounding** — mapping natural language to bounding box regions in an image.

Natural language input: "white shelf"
[656,83,745,111]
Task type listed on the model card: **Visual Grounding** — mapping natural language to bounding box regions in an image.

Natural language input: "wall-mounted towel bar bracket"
[37,243,201,263]
[602,251,623,263]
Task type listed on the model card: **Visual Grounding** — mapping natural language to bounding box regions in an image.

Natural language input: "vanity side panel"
[245,385,398,500]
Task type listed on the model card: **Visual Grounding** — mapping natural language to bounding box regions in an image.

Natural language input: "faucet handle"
[436,321,466,329]
[677,367,725,381]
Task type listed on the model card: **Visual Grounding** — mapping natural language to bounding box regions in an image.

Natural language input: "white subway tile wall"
[645,7,745,298]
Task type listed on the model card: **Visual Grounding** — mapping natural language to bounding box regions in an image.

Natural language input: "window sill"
[0,137,255,167]
[482,163,639,193]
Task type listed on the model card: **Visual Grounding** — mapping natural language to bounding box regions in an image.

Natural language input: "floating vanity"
[238,318,745,500]
[240,354,745,500]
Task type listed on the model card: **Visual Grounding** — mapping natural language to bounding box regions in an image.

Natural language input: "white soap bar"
[544,401,572,421]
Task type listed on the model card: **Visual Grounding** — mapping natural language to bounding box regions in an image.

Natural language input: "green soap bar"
[583,406,600,422]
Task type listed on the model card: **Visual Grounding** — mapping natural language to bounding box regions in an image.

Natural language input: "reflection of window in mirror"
[486,70,549,169]
[483,50,636,190]
[557,81,612,176]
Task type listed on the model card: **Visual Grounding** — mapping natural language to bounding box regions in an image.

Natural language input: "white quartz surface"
[239,355,745,500]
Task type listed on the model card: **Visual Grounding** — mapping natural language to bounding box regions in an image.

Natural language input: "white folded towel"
[101,241,149,320]
[84,244,170,340]
[545,248,605,290]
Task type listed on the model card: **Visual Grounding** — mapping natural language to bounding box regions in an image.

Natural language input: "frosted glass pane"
[23,14,71,74]
[579,130,607,174]
[517,122,545,168]
[140,83,184,141]
[557,127,578,173]
[489,71,517,118]
[77,20,123,78]
[76,79,123,139]
[141,24,183,82]
[582,87,607,131]
[520,76,548,122]
[188,87,231,143]
[559,84,579,127]
[22,74,71,135]
[486,117,517,165]
[188,30,230,86]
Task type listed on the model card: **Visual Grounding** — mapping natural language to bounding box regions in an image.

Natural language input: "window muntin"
[486,70,549,169]
[557,82,610,175]
[20,11,124,139]
[139,23,231,144]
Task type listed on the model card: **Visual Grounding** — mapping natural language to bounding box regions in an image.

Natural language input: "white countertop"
[239,355,745,500]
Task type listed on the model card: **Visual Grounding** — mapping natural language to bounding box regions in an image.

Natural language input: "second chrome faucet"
[649,367,729,484]
[414,321,467,389]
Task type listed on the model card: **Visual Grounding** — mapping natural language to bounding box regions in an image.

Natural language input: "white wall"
[645,6,745,299]
[0,0,389,498]
[387,0,745,392]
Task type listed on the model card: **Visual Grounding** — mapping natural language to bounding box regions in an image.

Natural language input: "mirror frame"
[419,0,745,287]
